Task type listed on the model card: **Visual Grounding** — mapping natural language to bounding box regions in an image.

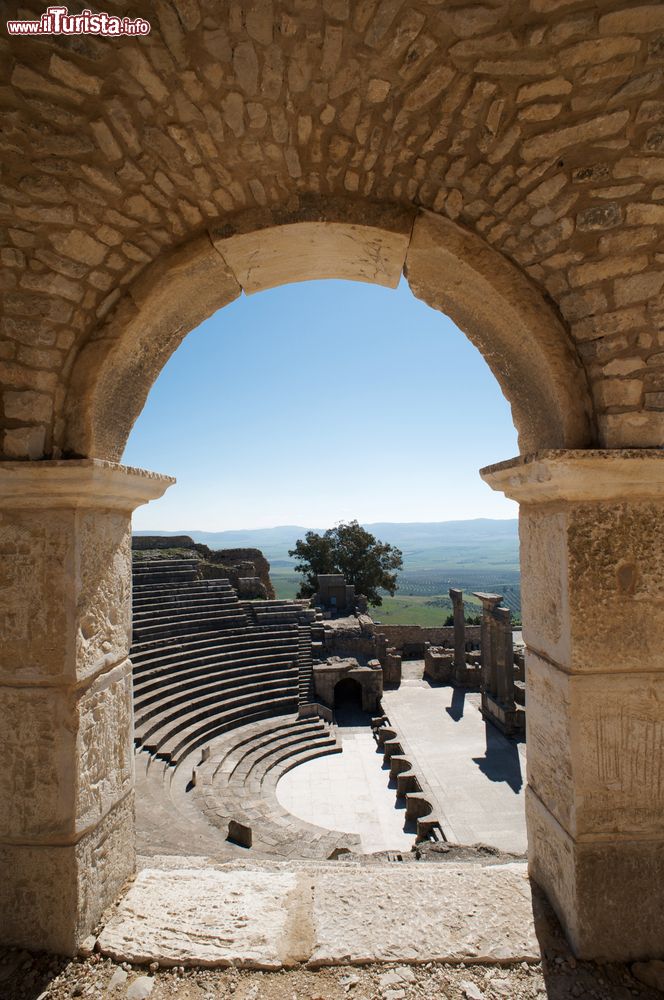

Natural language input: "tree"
[289,520,403,606]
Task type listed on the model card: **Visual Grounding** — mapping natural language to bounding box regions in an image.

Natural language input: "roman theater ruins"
[1,0,664,973]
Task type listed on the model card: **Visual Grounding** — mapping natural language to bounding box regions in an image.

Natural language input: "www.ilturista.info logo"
[7,6,151,36]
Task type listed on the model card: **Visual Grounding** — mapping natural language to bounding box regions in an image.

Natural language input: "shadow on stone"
[445,687,466,721]
[472,722,524,794]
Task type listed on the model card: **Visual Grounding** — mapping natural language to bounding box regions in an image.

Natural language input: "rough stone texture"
[0,793,135,957]
[97,867,300,968]
[210,206,414,293]
[405,212,593,453]
[0,660,132,841]
[0,463,172,955]
[1,2,664,454]
[483,451,664,961]
[3,0,664,965]
[96,862,539,968]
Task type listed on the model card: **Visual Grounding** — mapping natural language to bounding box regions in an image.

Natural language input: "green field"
[270,568,521,625]
[137,520,522,626]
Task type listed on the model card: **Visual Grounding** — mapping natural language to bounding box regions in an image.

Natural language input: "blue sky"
[124,277,519,530]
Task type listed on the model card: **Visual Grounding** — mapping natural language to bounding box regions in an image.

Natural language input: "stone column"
[474,592,502,697]
[0,460,173,955]
[481,450,664,961]
[494,606,515,705]
[449,588,466,680]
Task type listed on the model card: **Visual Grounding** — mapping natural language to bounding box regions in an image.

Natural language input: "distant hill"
[134,519,519,572]
[134,520,521,624]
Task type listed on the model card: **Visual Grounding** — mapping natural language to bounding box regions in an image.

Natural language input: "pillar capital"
[481,449,664,504]
[0,459,174,511]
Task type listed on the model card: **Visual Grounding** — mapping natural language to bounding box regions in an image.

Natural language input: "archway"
[3,205,663,964]
[4,206,662,957]
[334,676,363,711]
[59,203,594,462]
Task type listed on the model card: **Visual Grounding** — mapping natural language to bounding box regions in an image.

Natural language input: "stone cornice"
[481,450,664,504]
[0,459,174,510]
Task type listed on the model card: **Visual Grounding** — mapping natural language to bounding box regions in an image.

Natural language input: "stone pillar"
[474,592,502,697]
[475,593,523,737]
[481,450,664,961]
[449,588,466,681]
[494,606,515,706]
[0,460,173,955]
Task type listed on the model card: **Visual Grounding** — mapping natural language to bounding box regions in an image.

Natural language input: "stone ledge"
[96,860,540,968]
[481,450,664,503]
[0,460,174,509]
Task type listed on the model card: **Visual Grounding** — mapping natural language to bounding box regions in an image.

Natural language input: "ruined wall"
[132,534,196,550]
[374,624,481,656]
[202,547,275,599]
[131,535,275,598]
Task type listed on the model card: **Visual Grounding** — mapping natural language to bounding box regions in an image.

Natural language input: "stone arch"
[61,200,594,462]
[334,676,364,710]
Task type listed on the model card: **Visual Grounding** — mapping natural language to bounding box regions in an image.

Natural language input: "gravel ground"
[0,949,662,1000]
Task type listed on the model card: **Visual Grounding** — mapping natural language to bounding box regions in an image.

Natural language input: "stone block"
[519,506,571,668]
[513,476,664,676]
[0,793,135,955]
[600,411,664,447]
[228,819,252,847]
[527,653,664,840]
[527,789,664,961]
[595,376,643,408]
[0,506,131,685]
[0,660,133,840]
[211,202,414,293]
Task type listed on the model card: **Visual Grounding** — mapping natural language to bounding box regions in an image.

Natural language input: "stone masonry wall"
[374,623,481,654]
[2,3,664,457]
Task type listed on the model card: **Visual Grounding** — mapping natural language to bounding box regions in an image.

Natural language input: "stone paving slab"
[382,679,528,852]
[98,867,298,969]
[97,860,540,969]
[309,862,537,966]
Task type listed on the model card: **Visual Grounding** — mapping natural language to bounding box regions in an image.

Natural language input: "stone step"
[140,687,300,764]
[136,670,299,736]
[95,861,539,968]
[132,643,300,683]
[133,612,249,641]
[134,592,240,611]
[135,664,299,724]
[133,579,236,599]
[134,653,300,707]
[134,604,245,630]
[165,696,300,766]
[200,716,308,773]
[216,722,330,782]
[133,749,231,859]
[131,625,299,663]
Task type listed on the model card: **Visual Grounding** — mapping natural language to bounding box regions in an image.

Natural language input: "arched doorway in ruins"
[5,0,664,966]
[4,213,664,965]
[4,202,662,962]
[334,676,363,711]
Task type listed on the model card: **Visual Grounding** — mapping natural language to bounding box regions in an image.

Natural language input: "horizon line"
[134,515,519,533]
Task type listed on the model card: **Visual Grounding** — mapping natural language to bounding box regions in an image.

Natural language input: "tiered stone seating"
[240,598,321,705]
[131,564,303,765]
[132,557,200,587]
[134,748,234,860]
[130,558,353,857]
[195,715,361,858]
